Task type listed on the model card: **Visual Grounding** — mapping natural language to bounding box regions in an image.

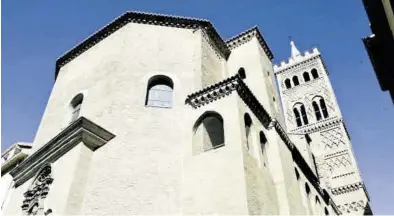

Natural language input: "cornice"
[185,74,271,128]
[185,75,239,108]
[225,26,274,60]
[55,11,231,80]
[10,117,115,187]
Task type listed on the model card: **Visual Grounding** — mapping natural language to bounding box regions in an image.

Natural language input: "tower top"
[273,41,321,74]
[290,40,301,58]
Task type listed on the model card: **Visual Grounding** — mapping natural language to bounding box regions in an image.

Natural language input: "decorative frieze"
[331,182,364,195]
[337,200,368,214]
[326,153,353,175]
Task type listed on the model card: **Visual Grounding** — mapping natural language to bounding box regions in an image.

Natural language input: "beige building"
[1,11,371,215]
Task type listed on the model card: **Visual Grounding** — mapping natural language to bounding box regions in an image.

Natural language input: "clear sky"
[2,0,393,214]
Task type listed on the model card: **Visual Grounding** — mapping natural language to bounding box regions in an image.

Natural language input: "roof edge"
[225,26,274,60]
[55,11,231,80]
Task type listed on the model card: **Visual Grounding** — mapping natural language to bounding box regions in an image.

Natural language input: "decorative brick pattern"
[326,154,352,174]
[321,127,345,149]
[337,200,366,214]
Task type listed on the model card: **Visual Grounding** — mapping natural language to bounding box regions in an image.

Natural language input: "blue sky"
[2,0,393,214]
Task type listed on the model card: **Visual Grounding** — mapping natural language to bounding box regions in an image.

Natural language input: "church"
[1,11,372,215]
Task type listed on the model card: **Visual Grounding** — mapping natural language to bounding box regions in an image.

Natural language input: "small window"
[244,113,253,150]
[238,67,246,79]
[259,131,267,145]
[70,93,83,123]
[311,68,319,79]
[293,76,300,86]
[285,79,292,89]
[303,72,311,82]
[293,108,302,127]
[145,75,174,108]
[259,131,268,166]
[324,207,329,216]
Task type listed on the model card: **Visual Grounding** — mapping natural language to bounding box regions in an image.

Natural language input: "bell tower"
[274,41,372,215]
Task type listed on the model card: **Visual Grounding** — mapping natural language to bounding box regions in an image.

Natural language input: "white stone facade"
[1,11,370,215]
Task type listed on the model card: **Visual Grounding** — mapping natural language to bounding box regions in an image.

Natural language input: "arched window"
[193,111,224,154]
[312,101,322,121]
[244,113,253,150]
[285,79,292,89]
[259,131,268,165]
[238,67,246,79]
[312,96,329,121]
[295,168,300,180]
[293,76,300,86]
[311,68,319,79]
[293,108,302,127]
[300,105,309,125]
[145,75,174,108]
[70,93,83,123]
[320,98,329,118]
[303,72,311,82]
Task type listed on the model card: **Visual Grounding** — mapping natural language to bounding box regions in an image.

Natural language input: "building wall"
[3,20,344,215]
[201,31,226,87]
